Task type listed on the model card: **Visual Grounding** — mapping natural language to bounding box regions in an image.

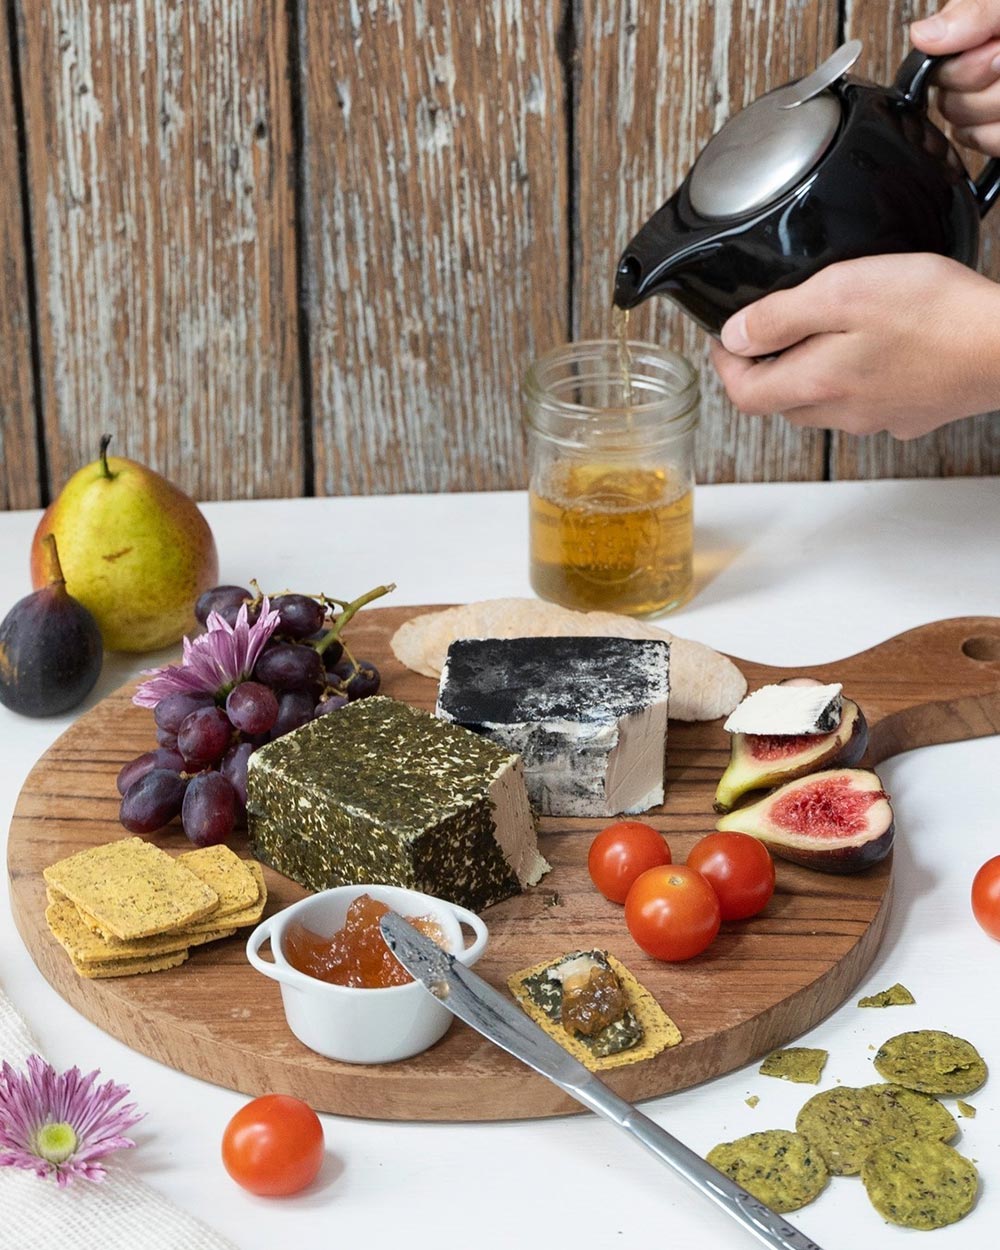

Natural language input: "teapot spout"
[614,197,718,310]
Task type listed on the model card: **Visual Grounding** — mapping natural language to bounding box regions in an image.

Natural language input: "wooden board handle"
[783,616,1000,766]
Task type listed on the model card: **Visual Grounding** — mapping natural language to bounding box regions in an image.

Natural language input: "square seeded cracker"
[46,894,237,965]
[181,880,265,933]
[70,950,192,979]
[43,837,219,939]
[46,894,191,962]
[508,951,682,1072]
[170,861,265,935]
[50,861,266,940]
[178,846,261,917]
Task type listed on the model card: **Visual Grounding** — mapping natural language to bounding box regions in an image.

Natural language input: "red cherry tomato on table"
[624,864,721,961]
[588,821,672,904]
[972,855,1000,940]
[686,831,775,922]
[222,1094,324,1196]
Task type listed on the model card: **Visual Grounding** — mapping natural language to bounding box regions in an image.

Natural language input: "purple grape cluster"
[118,584,382,848]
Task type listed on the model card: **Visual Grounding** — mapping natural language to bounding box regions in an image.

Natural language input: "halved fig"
[716,768,893,874]
[714,697,869,813]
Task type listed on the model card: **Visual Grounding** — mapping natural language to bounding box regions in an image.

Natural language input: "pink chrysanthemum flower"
[0,1054,144,1186]
[132,596,281,709]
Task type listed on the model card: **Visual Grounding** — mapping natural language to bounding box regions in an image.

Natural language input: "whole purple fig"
[0,535,102,717]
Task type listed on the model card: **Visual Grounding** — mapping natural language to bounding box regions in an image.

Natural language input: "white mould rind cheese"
[436,636,670,818]
[723,682,843,736]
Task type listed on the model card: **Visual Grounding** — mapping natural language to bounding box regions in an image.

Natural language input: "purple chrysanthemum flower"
[0,1054,144,1186]
[132,596,281,709]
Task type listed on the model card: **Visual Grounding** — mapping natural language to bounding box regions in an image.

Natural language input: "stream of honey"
[612,304,633,409]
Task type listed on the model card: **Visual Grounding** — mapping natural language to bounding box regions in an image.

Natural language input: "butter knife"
[380,914,824,1250]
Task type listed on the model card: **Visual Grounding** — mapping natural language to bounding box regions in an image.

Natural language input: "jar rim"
[522,339,699,430]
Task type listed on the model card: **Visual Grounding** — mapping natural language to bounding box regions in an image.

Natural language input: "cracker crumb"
[858,983,915,1008]
[760,1047,828,1085]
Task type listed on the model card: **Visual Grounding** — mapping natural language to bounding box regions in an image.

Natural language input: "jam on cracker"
[560,962,628,1036]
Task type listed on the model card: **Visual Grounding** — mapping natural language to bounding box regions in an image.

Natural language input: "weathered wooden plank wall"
[302,1,568,495]
[1,0,998,507]
[15,0,303,502]
[0,7,40,509]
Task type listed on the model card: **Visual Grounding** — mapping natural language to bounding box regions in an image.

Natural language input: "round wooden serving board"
[10,609,1000,1121]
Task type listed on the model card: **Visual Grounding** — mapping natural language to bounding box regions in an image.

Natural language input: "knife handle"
[570,1079,825,1250]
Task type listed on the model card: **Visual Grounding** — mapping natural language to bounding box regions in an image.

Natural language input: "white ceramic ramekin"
[246,884,488,1064]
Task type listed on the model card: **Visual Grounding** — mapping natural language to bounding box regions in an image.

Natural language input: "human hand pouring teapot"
[613,40,1000,337]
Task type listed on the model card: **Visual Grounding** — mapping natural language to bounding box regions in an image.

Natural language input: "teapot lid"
[688,41,862,219]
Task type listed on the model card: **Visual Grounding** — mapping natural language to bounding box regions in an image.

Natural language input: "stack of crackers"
[43,838,267,979]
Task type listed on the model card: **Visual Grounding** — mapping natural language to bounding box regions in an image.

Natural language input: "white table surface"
[2,478,1000,1250]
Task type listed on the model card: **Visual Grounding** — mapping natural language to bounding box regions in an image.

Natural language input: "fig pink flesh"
[769,775,886,841]
[745,732,824,762]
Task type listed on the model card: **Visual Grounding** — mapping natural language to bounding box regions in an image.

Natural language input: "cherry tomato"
[222,1094,324,1196]
[686,831,775,921]
[972,855,1000,940]
[624,864,721,961]
[588,821,672,904]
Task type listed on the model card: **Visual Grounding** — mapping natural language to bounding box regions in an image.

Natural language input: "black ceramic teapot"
[613,41,1000,335]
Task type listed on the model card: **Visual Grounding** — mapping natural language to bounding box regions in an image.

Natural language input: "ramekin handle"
[245,916,292,985]
[449,905,489,967]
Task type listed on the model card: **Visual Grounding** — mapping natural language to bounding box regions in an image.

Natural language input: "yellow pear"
[31,438,219,653]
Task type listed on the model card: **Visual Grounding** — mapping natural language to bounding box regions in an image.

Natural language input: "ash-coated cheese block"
[723,682,843,736]
[435,636,669,818]
[246,696,549,911]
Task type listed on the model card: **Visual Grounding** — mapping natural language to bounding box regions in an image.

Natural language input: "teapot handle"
[894,49,1000,218]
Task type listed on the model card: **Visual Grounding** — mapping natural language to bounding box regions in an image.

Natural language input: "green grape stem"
[314,584,396,656]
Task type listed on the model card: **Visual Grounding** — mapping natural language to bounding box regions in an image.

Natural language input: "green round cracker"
[871,1084,958,1144]
[861,1139,978,1230]
[706,1129,829,1213]
[795,1086,914,1175]
[873,1030,987,1096]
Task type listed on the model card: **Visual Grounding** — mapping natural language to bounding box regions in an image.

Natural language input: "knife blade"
[380,913,825,1250]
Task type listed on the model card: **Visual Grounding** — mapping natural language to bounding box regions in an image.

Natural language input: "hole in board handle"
[962,635,1000,662]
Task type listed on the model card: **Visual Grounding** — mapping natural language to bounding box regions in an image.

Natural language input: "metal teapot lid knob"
[687,40,862,220]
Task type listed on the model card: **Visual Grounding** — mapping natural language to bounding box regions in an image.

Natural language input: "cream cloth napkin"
[0,984,239,1250]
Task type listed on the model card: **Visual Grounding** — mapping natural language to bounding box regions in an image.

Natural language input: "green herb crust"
[247,696,540,910]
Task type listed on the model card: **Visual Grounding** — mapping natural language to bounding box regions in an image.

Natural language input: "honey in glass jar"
[523,338,699,616]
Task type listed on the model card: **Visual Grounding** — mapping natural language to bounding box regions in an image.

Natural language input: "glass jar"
[523,340,699,617]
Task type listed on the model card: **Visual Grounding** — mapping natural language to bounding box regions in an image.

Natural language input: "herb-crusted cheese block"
[724,682,843,735]
[246,696,549,910]
[435,636,670,817]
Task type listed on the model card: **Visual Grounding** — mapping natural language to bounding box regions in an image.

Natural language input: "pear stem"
[98,434,113,479]
[314,583,396,656]
[40,533,66,588]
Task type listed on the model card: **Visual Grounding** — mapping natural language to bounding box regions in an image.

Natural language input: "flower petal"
[132,594,281,708]
[0,1054,142,1186]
